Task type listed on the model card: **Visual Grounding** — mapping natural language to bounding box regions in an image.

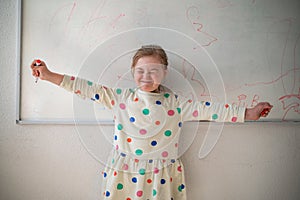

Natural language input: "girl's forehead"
[134,63,165,69]
[136,56,162,65]
[134,56,166,70]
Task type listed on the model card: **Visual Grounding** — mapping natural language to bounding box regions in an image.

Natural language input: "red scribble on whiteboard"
[186,6,218,47]
[231,94,261,108]
[244,68,300,87]
[234,18,299,120]
[110,13,126,29]
[181,59,220,101]
[48,2,77,32]
[274,19,300,120]
[278,92,300,120]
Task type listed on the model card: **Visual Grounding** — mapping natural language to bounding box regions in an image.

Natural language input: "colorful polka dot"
[177,166,182,172]
[164,93,170,98]
[129,117,135,122]
[117,183,123,190]
[152,189,157,196]
[161,151,168,157]
[160,179,166,184]
[156,100,162,105]
[114,135,117,140]
[111,100,115,106]
[178,184,185,192]
[153,167,159,174]
[127,138,132,143]
[168,110,175,116]
[119,103,126,109]
[136,190,143,197]
[116,88,122,94]
[105,191,110,197]
[192,110,198,117]
[135,149,143,156]
[155,120,160,125]
[212,114,218,120]
[147,179,152,184]
[103,172,107,178]
[178,122,182,127]
[132,177,137,183]
[225,104,229,108]
[139,168,145,175]
[232,117,237,122]
[117,124,123,130]
[142,108,150,115]
[205,101,211,106]
[151,140,157,146]
[139,129,147,135]
[177,108,181,114]
[164,130,172,137]
[87,81,93,86]
[120,152,126,157]
[122,164,129,170]
[95,94,100,100]
[70,76,75,80]
[134,97,139,102]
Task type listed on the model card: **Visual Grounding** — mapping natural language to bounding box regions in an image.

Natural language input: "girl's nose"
[143,71,151,78]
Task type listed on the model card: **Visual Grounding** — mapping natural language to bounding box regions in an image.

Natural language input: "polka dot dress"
[60,75,246,199]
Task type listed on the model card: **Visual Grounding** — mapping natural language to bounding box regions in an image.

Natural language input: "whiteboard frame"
[16,0,300,124]
[16,0,22,124]
[14,0,113,125]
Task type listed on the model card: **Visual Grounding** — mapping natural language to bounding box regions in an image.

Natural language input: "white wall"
[0,1,299,200]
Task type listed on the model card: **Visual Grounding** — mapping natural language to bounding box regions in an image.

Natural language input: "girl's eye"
[135,70,144,74]
[150,69,158,74]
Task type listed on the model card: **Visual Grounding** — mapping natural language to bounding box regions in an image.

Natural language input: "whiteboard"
[17,0,300,124]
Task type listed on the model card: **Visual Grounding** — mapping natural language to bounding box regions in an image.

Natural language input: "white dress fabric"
[60,75,245,200]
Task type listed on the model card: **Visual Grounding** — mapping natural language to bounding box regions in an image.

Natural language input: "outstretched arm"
[30,59,64,86]
[245,102,273,121]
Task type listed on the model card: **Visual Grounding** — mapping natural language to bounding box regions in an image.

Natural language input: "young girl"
[31,45,272,200]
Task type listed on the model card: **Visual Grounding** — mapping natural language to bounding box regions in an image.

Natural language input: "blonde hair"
[131,45,168,69]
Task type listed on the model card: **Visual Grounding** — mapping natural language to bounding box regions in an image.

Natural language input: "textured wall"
[0,1,299,200]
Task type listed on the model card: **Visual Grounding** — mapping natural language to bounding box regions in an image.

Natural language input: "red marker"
[260,108,269,116]
[34,59,41,83]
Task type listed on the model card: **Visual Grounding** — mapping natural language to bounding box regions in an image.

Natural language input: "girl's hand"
[245,102,273,121]
[30,59,64,85]
[30,59,52,81]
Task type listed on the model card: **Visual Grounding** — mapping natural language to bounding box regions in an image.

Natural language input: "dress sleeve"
[180,99,246,123]
[59,75,116,109]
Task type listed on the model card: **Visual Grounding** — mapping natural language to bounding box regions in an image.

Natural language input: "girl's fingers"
[259,103,273,117]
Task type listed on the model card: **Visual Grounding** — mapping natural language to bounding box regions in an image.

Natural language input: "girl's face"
[133,56,167,92]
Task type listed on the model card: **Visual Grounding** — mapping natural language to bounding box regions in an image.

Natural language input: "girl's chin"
[139,85,158,92]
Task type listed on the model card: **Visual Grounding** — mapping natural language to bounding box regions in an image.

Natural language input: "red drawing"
[48,2,77,33]
[186,6,218,47]
[273,19,300,120]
